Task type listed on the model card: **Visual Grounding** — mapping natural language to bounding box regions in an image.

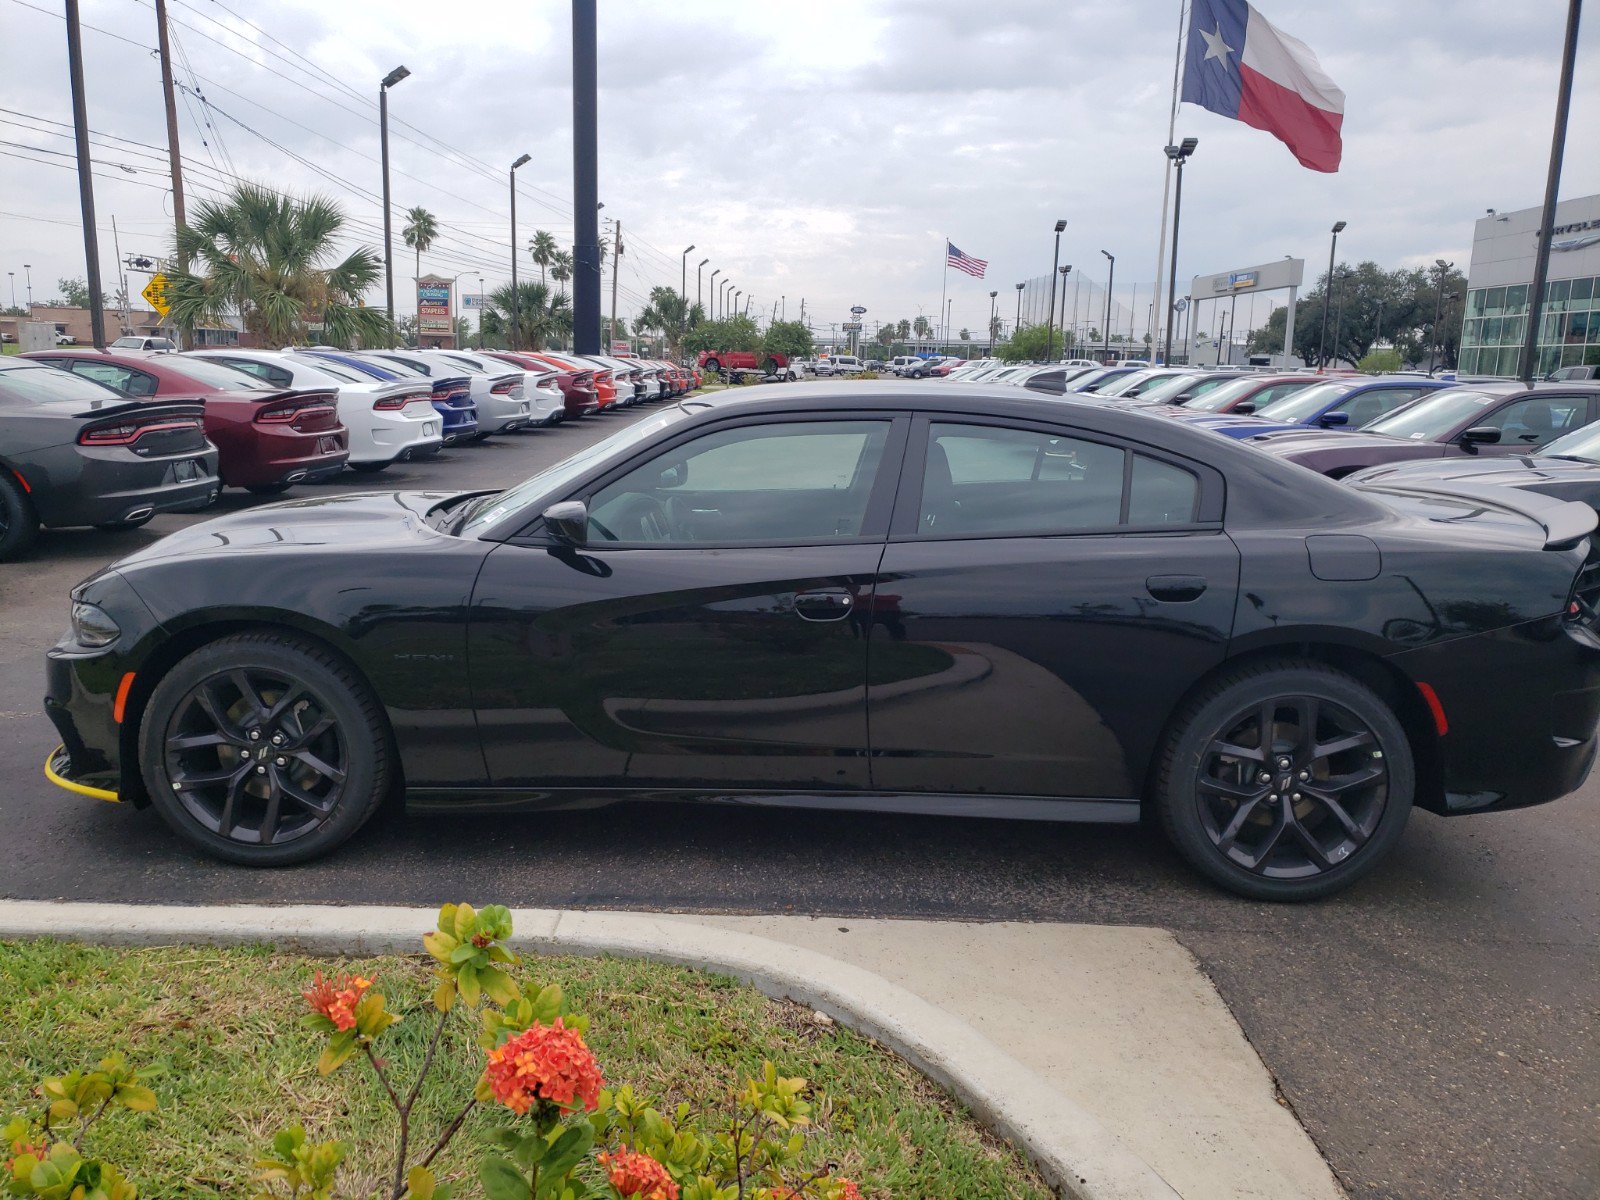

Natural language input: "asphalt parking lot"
[1,402,1596,1200]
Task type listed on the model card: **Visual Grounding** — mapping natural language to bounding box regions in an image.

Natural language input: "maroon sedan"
[1249,381,1600,478]
[1174,372,1321,415]
[26,350,348,493]
[494,351,602,419]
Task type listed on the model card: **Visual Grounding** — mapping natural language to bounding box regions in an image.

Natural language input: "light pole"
[697,258,709,315]
[680,244,694,310]
[734,290,742,318]
[379,65,409,344]
[988,290,998,353]
[721,279,732,321]
[1100,250,1115,360]
[709,269,720,319]
[1045,218,1067,362]
[1162,137,1198,367]
[6,272,12,308]
[1430,284,1460,374]
[23,265,32,310]
[945,298,952,349]
[1317,220,1345,368]
[1014,282,1024,335]
[475,272,485,347]
[507,153,532,349]
[1057,265,1072,353]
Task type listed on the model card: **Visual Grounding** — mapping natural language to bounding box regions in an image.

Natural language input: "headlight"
[71,601,121,648]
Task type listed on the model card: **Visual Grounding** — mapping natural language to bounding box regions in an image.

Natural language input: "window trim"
[506,411,912,550]
[889,414,1224,542]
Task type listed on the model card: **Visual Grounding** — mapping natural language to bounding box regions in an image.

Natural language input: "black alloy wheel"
[140,632,390,864]
[1155,662,1414,900]
[0,470,38,561]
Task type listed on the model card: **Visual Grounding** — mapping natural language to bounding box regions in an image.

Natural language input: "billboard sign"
[850,305,867,316]
[611,340,631,354]
[842,322,863,333]
[461,293,485,310]
[417,275,453,335]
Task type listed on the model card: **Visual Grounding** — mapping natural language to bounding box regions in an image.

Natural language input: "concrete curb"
[0,900,1178,1200]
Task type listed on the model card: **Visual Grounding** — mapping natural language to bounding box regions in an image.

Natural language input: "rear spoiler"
[72,398,205,421]
[1352,478,1599,548]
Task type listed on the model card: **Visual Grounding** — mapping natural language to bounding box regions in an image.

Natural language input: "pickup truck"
[697,349,788,373]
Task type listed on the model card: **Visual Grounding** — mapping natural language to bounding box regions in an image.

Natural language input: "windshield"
[1136,373,1206,402]
[1181,377,1263,411]
[284,353,364,383]
[0,362,123,404]
[1542,424,1600,461]
[1098,369,1162,396]
[1253,381,1359,422]
[166,356,277,391]
[1364,389,1501,440]
[435,353,489,373]
[460,404,697,536]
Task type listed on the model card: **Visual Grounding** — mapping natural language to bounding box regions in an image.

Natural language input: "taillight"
[256,401,333,424]
[78,417,201,446]
[491,379,517,395]
[374,389,431,411]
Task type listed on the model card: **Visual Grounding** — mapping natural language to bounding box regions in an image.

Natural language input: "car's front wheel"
[138,631,392,865]
[1153,661,1414,901]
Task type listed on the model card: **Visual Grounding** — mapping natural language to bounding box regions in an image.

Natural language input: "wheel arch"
[1144,638,1445,816]
[118,615,401,807]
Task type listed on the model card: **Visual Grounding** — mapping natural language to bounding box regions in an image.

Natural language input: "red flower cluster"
[598,1148,678,1200]
[303,971,373,1032]
[483,1018,604,1115]
[831,1181,864,1200]
[5,1140,48,1174]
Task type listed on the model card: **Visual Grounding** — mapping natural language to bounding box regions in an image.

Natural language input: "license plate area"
[423,422,438,436]
[173,459,201,482]
[319,436,340,453]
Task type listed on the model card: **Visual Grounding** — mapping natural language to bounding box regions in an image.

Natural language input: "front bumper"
[1393,615,1600,814]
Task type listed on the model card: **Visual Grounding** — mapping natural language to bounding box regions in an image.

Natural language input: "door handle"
[1146,575,1207,602]
[793,589,855,622]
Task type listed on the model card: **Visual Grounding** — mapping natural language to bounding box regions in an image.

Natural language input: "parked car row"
[0,347,702,561]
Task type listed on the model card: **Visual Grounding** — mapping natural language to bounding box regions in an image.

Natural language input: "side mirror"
[1318,411,1351,428]
[1460,426,1502,447]
[542,500,589,546]
[1233,401,1258,415]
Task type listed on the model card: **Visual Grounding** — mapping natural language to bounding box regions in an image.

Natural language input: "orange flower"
[483,1018,604,1115]
[830,1181,864,1200]
[598,1148,678,1200]
[5,1141,48,1174]
[303,970,373,1032]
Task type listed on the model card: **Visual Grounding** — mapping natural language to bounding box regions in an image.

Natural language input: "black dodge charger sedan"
[43,383,1600,900]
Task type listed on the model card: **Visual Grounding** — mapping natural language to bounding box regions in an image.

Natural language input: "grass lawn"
[0,940,1051,1199]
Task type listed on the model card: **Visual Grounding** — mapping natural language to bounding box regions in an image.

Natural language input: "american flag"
[946,241,988,278]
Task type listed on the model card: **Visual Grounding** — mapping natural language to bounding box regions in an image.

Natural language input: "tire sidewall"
[138,634,388,865]
[0,471,38,561]
[1158,664,1415,901]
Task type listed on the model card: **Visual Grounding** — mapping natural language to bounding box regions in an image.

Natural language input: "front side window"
[1252,381,1358,423]
[587,420,892,544]
[1476,395,1592,445]
[1334,387,1424,428]
[918,423,1199,536]
[1363,390,1502,441]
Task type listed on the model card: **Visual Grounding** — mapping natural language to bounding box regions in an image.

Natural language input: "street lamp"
[379,65,409,344]
[6,272,13,309]
[1100,250,1115,359]
[1162,137,1198,367]
[734,289,742,318]
[1430,284,1460,374]
[1058,265,1072,355]
[23,265,32,310]
[1014,282,1024,335]
[507,153,532,349]
[1317,220,1346,368]
[680,244,694,309]
[1046,218,1067,363]
[474,272,485,347]
[696,259,709,315]
[709,269,721,320]
[988,290,998,353]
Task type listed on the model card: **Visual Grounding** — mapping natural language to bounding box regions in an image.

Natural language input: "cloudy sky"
[2,0,1597,343]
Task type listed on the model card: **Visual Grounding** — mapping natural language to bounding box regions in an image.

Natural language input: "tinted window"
[919,423,1199,536]
[1336,387,1422,428]
[161,356,275,391]
[209,357,293,388]
[65,360,159,397]
[588,420,891,544]
[1475,395,1591,445]
[1252,381,1358,422]
[0,363,122,405]
[1365,389,1503,440]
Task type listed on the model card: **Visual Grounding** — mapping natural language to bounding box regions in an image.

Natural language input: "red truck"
[696,349,788,374]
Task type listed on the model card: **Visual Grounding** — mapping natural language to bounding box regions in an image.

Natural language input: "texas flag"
[1181,0,1345,172]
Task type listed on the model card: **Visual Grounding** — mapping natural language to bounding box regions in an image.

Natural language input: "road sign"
[141,273,171,318]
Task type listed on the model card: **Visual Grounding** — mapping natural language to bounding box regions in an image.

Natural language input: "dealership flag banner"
[1180,0,1345,172]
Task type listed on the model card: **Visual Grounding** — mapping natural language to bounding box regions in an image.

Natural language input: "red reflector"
[112,671,136,724]
[1416,682,1448,737]
[11,468,30,493]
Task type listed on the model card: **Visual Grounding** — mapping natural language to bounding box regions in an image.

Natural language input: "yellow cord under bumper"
[44,745,120,803]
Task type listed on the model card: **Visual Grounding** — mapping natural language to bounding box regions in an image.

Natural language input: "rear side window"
[211,357,292,388]
[66,360,158,396]
[0,364,122,405]
[918,423,1200,536]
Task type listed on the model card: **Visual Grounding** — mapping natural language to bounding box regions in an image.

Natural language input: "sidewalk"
[0,901,1342,1200]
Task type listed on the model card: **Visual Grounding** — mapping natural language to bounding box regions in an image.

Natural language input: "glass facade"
[1459,274,1600,377]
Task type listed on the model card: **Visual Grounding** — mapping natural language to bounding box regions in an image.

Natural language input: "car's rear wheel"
[704,357,721,373]
[1154,661,1413,901]
[138,631,392,865]
[0,472,39,561]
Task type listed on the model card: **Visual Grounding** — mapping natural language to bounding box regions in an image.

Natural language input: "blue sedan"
[1176,376,1453,440]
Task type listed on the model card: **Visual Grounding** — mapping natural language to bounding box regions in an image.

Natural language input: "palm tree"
[550,250,573,295]
[487,281,568,351]
[912,315,931,340]
[167,182,388,347]
[637,285,691,356]
[896,319,911,339]
[401,206,439,290]
[528,230,558,287]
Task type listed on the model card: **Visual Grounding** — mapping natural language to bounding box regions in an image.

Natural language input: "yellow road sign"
[141,273,171,318]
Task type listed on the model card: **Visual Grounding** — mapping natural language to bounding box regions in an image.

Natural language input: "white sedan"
[431,349,565,426]
[368,349,532,436]
[188,348,443,471]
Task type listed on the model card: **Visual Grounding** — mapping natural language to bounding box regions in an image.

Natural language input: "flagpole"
[940,238,950,352]
[1151,0,1188,363]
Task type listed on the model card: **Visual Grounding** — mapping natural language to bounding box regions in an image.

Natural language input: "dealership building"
[1459,193,1600,378]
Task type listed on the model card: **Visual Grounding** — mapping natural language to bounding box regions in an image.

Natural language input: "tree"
[875,326,896,348]
[637,285,691,356]
[401,207,438,296]
[763,319,813,362]
[394,314,418,347]
[167,183,389,347]
[998,323,1057,364]
[988,314,1004,345]
[912,315,930,340]
[682,314,762,358]
[53,277,101,309]
[484,281,568,351]
[528,230,558,287]
[959,328,971,345]
[550,250,573,293]
[1358,347,1403,373]
[895,319,911,340]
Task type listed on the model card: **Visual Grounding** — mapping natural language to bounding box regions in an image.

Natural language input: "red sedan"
[26,350,348,493]
[485,351,599,419]
[1175,372,1321,415]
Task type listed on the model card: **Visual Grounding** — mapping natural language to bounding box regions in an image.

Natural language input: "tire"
[0,471,39,562]
[247,482,293,496]
[138,631,393,865]
[348,461,391,474]
[1153,660,1414,901]
[704,358,721,373]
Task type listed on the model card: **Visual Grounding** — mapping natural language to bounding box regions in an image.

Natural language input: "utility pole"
[680,244,694,310]
[572,0,601,353]
[153,0,188,347]
[988,290,998,353]
[609,218,622,352]
[65,0,106,349]
[1100,251,1114,360]
[111,215,129,336]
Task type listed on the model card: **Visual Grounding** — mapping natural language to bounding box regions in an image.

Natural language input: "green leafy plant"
[3,1053,158,1199]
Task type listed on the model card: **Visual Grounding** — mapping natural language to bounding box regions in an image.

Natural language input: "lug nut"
[271,734,284,746]
[249,730,261,741]
[1258,772,1271,784]
[275,757,287,766]
[1299,770,1309,780]
[1268,794,1279,803]
[255,765,266,775]
[1292,792,1302,802]
[1277,757,1291,769]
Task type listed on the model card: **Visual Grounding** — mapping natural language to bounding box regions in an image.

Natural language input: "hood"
[107,490,469,568]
